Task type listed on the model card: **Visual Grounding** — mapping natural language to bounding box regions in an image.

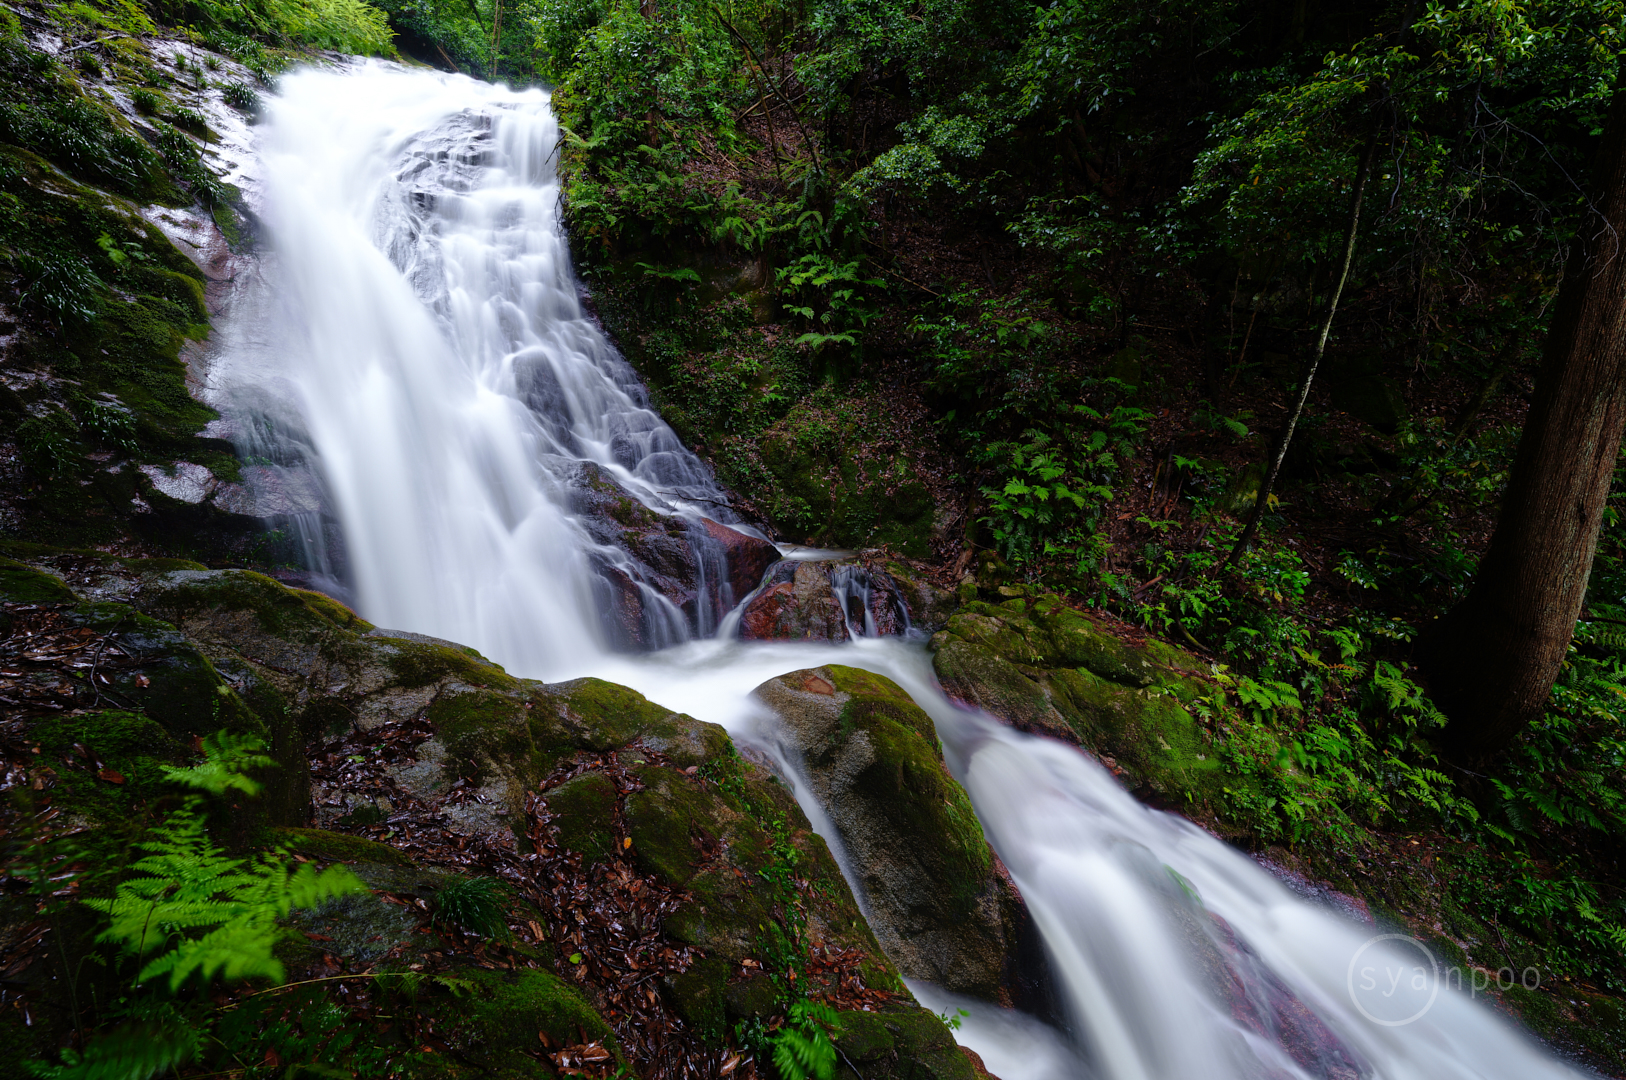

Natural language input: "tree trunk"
[1416,64,1626,763]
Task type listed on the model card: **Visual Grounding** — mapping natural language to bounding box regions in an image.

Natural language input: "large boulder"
[753,665,1033,1005]
[0,550,973,1080]
[931,594,1227,801]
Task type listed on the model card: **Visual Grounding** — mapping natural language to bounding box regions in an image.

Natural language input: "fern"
[771,1000,841,1080]
[85,807,364,989]
[25,1021,198,1080]
[160,729,276,796]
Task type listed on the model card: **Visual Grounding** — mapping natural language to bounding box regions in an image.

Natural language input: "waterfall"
[213,62,762,676]
[219,62,1586,1080]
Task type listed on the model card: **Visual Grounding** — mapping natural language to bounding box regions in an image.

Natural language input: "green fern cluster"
[85,806,362,989]
[771,1000,841,1080]
[26,731,365,1080]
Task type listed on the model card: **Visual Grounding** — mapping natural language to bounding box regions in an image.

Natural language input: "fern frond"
[25,1021,198,1080]
[85,797,365,989]
[137,922,286,990]
[160,730,275,796]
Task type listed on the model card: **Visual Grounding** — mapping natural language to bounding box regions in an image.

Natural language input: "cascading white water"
[225,61,1588,1080]
[216,62,758,675]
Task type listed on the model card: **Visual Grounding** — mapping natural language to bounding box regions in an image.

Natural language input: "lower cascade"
[213,61,1585,1080]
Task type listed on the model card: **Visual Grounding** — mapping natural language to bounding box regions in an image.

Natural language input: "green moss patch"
[270,827,416,867]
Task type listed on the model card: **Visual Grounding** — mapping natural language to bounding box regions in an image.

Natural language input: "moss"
[290,588,375,632]
[758,415,935,556]
[384,638,515,691]
[828,664,940,751]
[931,637,1062,734]
[833,1007,976,1080]
[664,954,731,1043]
[723,973,778,1020]
[0,556,76,603]
[542,676,682,750]
[625,764,727,886]
[545,772,619,866]
[27,709,185,822]
[270,826,416,866]
[144,570,371,646]
[427,688,535,789]
[445,968,620,1074]
[821,676,991,914]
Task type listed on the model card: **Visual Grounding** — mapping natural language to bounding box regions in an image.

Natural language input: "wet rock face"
[563,460,779,648]
[753,665,1036,1006]
[0,554,974,1080]
[738,559,915,642]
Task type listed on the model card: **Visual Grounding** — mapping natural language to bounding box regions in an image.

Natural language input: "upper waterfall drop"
[222,63,767,676]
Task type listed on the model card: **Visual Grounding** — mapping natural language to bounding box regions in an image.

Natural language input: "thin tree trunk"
[1223,134,1380,569]
[1416,63,1626,763]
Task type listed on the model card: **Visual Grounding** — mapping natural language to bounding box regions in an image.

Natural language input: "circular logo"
[1346,934,1439,1027]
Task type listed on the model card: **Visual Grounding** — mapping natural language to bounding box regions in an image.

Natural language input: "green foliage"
[26,1018,200,1080]
[432,874,512,939]
[771,999,842,1080]
[159,729,276,796]
[85,806,363,991]
[221,81,260,111]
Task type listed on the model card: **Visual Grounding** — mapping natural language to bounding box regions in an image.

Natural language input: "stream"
[209,61,1587,1080]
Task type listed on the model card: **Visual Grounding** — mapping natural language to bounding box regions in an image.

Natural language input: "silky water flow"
[212,61,1588,1080]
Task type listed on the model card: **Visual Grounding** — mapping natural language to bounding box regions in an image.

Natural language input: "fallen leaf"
[96,769,124,785]
[135,675,150,688]
[622,836,632,850]
[720,1052,742,1076]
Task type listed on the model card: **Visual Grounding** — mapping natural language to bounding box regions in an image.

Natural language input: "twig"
[713,10,824,177]
[222,970,379,1006]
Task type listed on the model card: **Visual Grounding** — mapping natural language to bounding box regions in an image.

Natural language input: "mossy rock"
[0,557,76,604]
[26,709,186,823]
[545,771,620,866]
[930,636,1072,740]
[754,666,1023,1002]
[932,596,1224,800]
[270,826,416,867]
[535,677,730,766]
[832,1006,978,1080]
[139,569,375,646]
[663,954,731,1042]
[440,968,621,1076]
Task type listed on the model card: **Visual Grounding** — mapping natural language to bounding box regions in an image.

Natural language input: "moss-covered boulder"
[0,558,299,825]
[0,549,972,1078]
[931,595,1226,801]
[753,665,1028,1003]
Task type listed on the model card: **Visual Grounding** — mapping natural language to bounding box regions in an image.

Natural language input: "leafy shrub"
[12,251,100,323]
[17,407,82,474]
[170,107,209,136]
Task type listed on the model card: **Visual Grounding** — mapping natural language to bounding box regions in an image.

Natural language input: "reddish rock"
[699,517,779,607]
[739,562,848,641]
